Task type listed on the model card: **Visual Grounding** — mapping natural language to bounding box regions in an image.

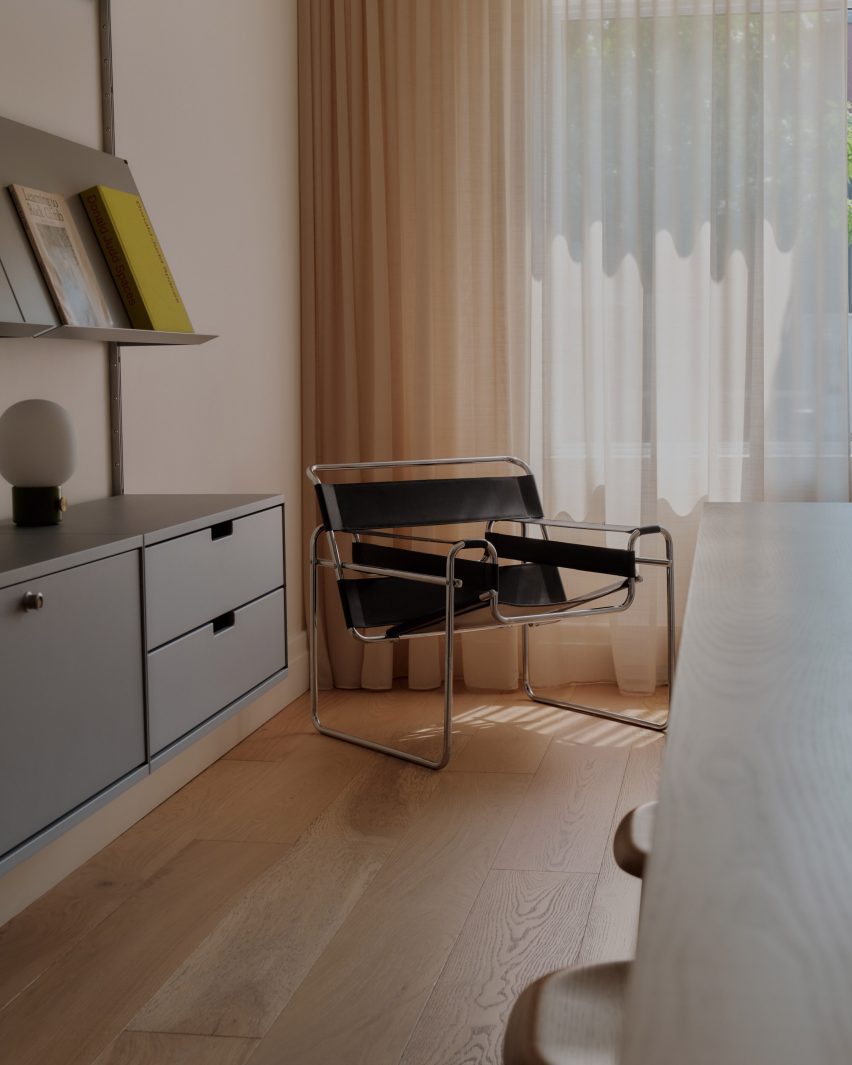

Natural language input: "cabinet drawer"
[0,552,145,857]
[147,587,286,754]
[145,505,283,649]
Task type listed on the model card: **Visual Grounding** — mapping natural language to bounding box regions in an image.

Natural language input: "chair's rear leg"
[435,551,456,769]
[521,623,668,733]
[665,532,676,709]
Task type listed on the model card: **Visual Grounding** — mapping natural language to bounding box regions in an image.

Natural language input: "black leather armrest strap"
[486,531,636,579]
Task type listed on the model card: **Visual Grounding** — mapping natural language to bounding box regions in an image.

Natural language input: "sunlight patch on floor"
[316,682,669,752]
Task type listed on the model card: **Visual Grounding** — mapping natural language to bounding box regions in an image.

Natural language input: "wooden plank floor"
[0,683,665,1065]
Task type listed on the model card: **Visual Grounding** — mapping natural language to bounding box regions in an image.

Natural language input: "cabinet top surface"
[0,494,283,587]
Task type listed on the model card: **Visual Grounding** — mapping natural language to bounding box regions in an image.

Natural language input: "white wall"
[0,0,304,923]
[111,0,302,647]
[0,1,111,508]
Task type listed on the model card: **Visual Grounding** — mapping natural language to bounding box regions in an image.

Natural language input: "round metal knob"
[22,591,44,611]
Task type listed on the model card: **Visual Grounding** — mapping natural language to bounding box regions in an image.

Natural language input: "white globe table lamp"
[0,400,76,526]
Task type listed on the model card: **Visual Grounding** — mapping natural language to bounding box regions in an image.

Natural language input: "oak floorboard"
[233,687,487,764]
[227,723,472,765]
[452,684,668,749]
[568,683,668,730]
[0,683,660,1065]
[0,759,277,1012]
[447,722,552,775]
[246,771,530,1065]
[93,1031,258,1065]
[399,870,597,1065]
[494,741,629,874]
[0,839,283,1065]
[223,691,338,756]
[229,684,667,759]
[129,756,441,1039]
[221,730,312,762]
[0,859,133,1013]
[0,732,360,1009]
[302,682,661,767]
[193,732,365,844]
[317,685,497,737]
[577,738,665,965]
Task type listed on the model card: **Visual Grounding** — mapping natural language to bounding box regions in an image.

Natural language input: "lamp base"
[12,486,67,526]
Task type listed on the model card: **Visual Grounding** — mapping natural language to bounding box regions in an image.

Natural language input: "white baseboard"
[0,630,309,928]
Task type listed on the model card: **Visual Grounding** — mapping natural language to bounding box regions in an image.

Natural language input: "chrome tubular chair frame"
[309,524,470,769]
[513,521,675,734]
[307,456,675,768]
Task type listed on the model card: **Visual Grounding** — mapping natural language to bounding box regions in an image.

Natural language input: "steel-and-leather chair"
[308,456,674,769]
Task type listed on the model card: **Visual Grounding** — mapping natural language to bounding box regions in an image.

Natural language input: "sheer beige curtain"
[300,0,848,696]
[298,0,529,691]
[526,0,848,692]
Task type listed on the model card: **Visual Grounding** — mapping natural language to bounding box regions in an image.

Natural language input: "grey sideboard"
[0,494,287,874]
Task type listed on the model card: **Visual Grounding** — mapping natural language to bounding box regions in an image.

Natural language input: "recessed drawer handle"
[210,520,234,541]
[22,591,44,611]
[212,610,236,634]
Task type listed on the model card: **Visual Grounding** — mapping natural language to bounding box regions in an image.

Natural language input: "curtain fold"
[299,0,848,695]
[299,0,529,691]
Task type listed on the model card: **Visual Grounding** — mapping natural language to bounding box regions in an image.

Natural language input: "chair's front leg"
[308,526,462,769]
[522,623,533,695]
[435,542,466,770]
[309,524,323,731]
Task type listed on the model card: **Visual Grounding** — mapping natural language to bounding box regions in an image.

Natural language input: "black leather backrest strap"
[487,531,636,579]
[316,474,543,532]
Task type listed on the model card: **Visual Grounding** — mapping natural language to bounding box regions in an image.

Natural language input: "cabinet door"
[0,551,145,856]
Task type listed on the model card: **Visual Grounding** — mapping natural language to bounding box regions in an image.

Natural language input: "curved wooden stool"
[612,800,657,880]
[503,960,630,1065]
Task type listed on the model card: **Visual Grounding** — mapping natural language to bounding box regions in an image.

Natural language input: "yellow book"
[80,185,193,332]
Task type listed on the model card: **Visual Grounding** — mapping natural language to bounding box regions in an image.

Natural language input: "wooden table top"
[622,502,852,1065]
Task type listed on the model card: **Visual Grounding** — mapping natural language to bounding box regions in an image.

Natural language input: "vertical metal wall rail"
[98,0,124,495]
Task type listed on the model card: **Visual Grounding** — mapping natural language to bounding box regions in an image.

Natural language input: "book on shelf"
[7,184,116,328]
[0,255,23,323]
[80,185,193,333]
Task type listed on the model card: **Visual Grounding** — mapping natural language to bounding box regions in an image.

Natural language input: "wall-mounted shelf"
[0,112,217,493]
[0,115,214,344]
[0,321,47,338]
[2,324,217,345]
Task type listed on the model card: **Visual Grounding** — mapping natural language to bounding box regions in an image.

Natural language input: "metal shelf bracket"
[99,0,123,496]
